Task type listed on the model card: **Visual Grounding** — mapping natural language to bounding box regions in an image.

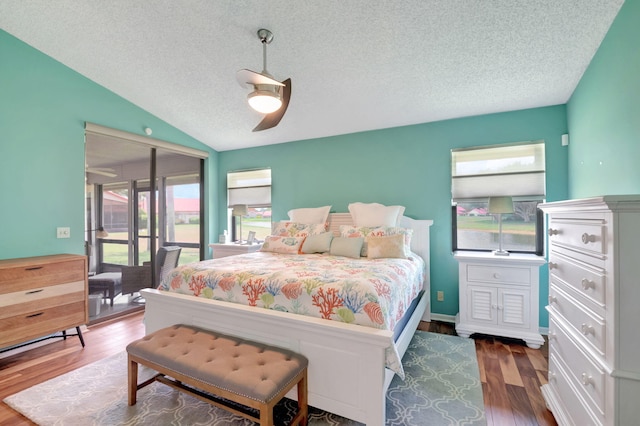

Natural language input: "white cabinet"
[540,196,640,426]
[455,251,545,349]
[209,243,263,259]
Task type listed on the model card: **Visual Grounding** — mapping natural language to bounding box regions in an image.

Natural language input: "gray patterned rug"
[4,331,485,425]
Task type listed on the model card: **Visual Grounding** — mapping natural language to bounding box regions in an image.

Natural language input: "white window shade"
[452,141,545,199]
[227,169,271,207]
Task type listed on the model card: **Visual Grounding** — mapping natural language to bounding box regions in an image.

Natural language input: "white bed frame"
[142,214,433,425]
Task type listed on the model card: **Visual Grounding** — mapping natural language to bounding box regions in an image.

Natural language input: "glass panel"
[237,207,272,242]
[101,185,130,266]
[455,199,540,252]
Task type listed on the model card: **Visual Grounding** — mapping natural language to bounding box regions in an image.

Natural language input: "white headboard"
[326,213,433,292]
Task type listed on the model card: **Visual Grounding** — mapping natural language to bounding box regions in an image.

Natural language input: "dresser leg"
[76,326,85,347]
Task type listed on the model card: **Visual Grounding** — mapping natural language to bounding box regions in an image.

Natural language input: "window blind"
[227,169,271,207]
[451,141,545,199]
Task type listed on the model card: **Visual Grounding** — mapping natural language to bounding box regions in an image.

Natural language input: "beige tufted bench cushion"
[126,324,308,426]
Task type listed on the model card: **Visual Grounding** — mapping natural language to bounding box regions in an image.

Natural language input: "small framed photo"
[247,231,256,245]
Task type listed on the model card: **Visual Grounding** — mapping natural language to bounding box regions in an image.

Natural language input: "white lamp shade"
[488,196,514,214]
[248,90,282,113]
[232,204,249,216]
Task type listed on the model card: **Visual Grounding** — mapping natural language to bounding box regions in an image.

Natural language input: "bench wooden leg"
[128,355,138,406]
[298,370,308,426]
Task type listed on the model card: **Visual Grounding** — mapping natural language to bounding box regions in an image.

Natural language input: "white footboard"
[142,288,428,425]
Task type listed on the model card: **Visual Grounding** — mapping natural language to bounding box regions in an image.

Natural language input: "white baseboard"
[428,313,456,323]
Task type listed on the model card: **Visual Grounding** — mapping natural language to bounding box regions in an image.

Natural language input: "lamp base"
[493,249,510,256]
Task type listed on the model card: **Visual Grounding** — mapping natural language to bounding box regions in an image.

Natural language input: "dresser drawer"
[549,316,606,416]
[0,280,85,320]
[0,258,86,294]
[549,249,606,311]
[466,264,531,286]
[549,282,605,357]
[548,352,604,426]
[0,301,87,348]
[548,216,605,256]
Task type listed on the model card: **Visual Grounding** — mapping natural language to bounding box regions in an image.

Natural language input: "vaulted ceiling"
[0,1,624,151]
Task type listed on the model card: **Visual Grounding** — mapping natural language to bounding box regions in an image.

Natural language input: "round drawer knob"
[581,278,593,290]
[581,373,593,386]
[582,233,596,244]
[581,323,595,335]
[548,228,559,236]
[493,272,501,279]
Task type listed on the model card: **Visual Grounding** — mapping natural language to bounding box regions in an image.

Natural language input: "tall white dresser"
[539,196,640,426]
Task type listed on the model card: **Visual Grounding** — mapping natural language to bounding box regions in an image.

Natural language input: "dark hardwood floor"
[0,313,557,425]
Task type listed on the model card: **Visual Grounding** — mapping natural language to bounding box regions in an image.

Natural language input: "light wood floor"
[0,312,557,425]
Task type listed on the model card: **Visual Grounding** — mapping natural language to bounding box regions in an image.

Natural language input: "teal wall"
[567,0,640,198]
[0,30,218,260]
[219,106,569,323]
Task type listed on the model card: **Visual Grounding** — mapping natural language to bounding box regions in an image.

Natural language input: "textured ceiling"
[0,1,624,152]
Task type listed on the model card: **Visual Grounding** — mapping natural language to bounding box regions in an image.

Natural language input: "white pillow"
[348,202,405,227]
[287,206,331,224]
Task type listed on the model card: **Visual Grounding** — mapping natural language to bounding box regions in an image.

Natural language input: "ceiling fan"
[236,28,291,132]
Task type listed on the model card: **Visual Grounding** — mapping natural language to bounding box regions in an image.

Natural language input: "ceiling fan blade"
[253,78,291,132]
[236,69,285,87]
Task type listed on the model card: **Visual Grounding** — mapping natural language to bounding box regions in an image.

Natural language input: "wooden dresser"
[0,254,88,350]
[540,196,640,425]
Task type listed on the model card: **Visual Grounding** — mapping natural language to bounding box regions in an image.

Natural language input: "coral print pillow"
[260,236,304,254]
[271,221,327,238]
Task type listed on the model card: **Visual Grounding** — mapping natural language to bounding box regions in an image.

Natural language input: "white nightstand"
[209,243,263,259]
[454,251,546,348]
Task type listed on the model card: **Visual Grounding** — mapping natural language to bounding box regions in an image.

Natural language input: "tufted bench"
[126,324,308,425]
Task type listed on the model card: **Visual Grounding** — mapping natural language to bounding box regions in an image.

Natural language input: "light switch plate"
[56,227,70,238]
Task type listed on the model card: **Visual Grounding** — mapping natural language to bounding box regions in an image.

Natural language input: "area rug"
[4,331,485,425]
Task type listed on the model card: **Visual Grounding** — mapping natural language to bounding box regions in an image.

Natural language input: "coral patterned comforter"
[158,251,425,375]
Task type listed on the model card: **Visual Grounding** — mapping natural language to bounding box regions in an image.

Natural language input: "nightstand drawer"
[466,264,531,286]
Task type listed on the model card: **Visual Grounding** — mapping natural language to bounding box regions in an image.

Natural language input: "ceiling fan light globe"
[248,90,282,114]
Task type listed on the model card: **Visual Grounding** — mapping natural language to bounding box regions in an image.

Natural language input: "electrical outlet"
[437,291,444,302]
[56,227,71,239]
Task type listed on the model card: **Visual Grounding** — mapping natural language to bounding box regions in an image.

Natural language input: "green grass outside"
[458,216,535,235]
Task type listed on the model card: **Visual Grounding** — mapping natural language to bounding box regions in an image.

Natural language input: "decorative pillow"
[348,202,405,227]
[271,221,327,237]
[301,232,334,254]
[367,234,407,259]
[260,236,304,254]
[340,225,413,257]
[329,237,364,259]
[287,206,332,224]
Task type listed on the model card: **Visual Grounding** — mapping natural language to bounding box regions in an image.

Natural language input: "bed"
[142,211,432,425]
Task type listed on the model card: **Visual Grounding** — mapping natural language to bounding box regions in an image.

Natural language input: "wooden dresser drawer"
[549,249,606,311]
[549,282,605,357]
[0,300,86,348]
[0,280,85,320]
[549,316,606,416]
[548,352,604,426]
[0,257,86,294]
[548,216,605,256]
[466,264,531,286]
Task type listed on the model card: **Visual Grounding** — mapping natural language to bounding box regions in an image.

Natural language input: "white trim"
[85,122,209,159]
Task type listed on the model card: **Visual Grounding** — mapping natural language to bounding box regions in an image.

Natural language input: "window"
[227,169,272,242]
[451,141,545,255]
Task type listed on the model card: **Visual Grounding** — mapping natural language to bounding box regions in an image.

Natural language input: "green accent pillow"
[301,232,334,254]
[329,237,364,259]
